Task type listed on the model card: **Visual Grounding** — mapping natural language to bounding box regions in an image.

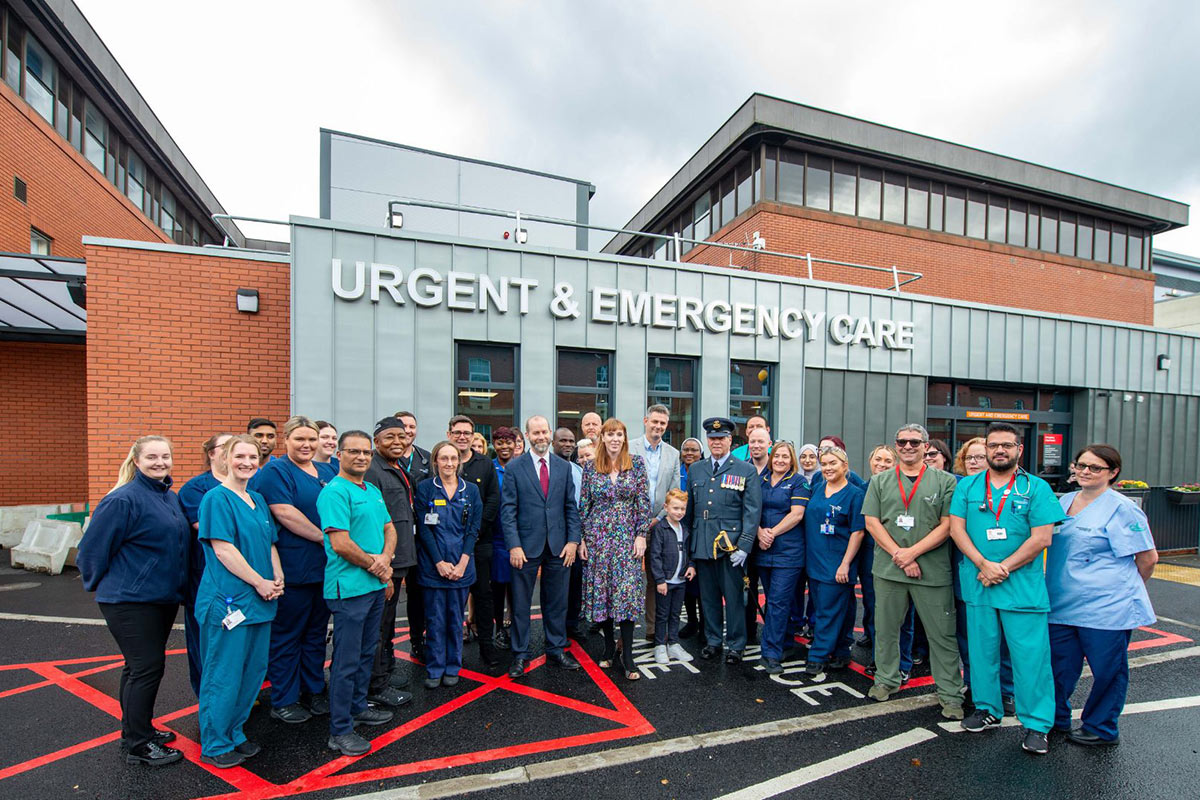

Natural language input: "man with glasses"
[862,423,964,721]
[949,423,1065,755]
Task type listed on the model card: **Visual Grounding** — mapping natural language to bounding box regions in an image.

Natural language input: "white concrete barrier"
[10,520,83,575]
[0,505,71,549]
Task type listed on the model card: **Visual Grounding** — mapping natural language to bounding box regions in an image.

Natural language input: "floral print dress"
[579,455,652,623]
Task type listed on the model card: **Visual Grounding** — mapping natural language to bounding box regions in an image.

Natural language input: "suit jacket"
[628,435,681,521]
[683,455,763,560]
[500,451,582,555]
[647,517,693,585]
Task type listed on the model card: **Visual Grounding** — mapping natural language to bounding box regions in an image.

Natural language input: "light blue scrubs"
[196,486,278,757]
[950,470,1065,732]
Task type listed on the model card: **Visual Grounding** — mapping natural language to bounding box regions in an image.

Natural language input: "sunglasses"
[895,438,925,448]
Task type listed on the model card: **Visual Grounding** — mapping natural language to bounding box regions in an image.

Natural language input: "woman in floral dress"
[579,418,652,680]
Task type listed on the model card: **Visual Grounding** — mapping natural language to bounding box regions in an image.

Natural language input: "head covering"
[798,443,820,481]
[702,417,734,438]
[681,437,703,453]
[373,416,405,437]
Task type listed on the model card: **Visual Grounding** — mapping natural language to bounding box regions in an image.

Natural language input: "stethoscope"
[976,468,1033,512]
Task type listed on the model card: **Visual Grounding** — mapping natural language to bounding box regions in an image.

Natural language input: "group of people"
[75,405,1159,767]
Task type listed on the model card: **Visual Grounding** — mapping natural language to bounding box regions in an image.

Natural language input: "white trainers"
[667,643,693,662]
[654,645,669,665]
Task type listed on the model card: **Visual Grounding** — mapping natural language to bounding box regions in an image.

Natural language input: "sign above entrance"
[330,259,916,350]
[964,411,1031,421]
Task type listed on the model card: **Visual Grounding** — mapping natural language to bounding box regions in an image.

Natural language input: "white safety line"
[1154,614,1200,634]
[0,612,184,630]
[0,582,41,592]
[713,728,937,800]
[937,693,1200,733]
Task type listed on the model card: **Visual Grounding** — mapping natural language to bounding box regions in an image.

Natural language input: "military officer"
[684,417,763,663]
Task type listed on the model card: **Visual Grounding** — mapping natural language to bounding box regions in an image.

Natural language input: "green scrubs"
[862,466,963,708]
[950,470,1065,732]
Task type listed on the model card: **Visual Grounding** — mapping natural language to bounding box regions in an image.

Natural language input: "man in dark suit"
[685,417,763,663]
[501,415,583,677]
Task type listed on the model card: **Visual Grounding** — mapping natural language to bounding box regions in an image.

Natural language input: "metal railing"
[209,214,291,253]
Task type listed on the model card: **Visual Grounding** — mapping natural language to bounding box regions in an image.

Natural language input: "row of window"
[1,4,210,247]
[642,143,1153,271]
[453,343,775,447]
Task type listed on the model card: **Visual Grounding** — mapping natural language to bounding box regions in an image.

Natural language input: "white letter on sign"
[829,314,855,345]
[332,259,365,300]
[369,263,404,304]
[407,268,443,307]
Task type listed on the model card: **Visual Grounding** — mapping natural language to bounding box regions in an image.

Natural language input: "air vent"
[14,176,27,203]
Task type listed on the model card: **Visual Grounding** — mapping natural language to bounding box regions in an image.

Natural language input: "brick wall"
[0,341,86,504]
[0,80,170,258]
[685,203,1156,324]
[84,244,290,506]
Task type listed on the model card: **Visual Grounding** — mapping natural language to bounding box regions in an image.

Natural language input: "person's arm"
[771,503,807,537]
[836,530,866,584]
[998,523,1053,574]
[270,545,284,586]
[327,529,390,585]
[630,459,651,558]
[948,515,1008,584]
[892,517,951,568]
[268,503,324,543]
[76,494,130,590]
[864,515,901,556]
[210,540,279,600]
[478,462,501,526]
[738,467,763,553]
[1135,548,1158,581]
[561,461,582,565]
[381,521,397,565]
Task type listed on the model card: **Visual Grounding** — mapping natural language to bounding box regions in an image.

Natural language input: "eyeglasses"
[964,455,987,463]
[985,442,1020,451]
[1074,462,1112,474]
[923,452,938,460]
[448,430,473,437]
[895,438,925,448]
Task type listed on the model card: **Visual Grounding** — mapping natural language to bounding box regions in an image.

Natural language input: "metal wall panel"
[803,368,927,471]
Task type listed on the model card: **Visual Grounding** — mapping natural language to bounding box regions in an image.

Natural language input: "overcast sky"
[76,0,1200,256]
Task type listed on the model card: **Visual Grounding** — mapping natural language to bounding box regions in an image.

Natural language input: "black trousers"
[469,544,495,648]
[98,602,177,749]
[371,566,408,693]
[407,575,426,650]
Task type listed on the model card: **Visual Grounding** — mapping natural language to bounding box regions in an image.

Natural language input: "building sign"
[330,259,915,350]
[964,411,1031,421]
[1043,433,1063,467]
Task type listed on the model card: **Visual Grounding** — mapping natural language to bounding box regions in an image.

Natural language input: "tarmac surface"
[0,559,1198,800]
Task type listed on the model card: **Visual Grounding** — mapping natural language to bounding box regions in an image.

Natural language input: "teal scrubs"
[316,476,391,600]
[950,470,1066,732]
[196,486,278,757]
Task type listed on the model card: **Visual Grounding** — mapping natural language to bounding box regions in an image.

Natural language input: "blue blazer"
[500,452,581,555]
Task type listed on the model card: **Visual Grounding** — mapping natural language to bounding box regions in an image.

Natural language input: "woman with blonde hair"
[755,441,811,673]
[579,418,652,680]
[78,435,191,766]
[953,437,987,477]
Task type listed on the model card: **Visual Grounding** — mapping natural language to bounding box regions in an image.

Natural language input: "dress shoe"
[479,641,501,668]
[234,740,261,758]
[153,729,176,744]
[367,687,412,708]
[201,750,245,769]
[700,644,722,660]
[270,703,313,724]
[443,674,461,686]
[327,733,371,756]
[410,642,426,663]
[424,676,442,689]
[762,658,783,675]
[354,707,394,726]
[508,657,528,678]
[548,651,581,670]
[1067,728,1119,747]
[725,650,743,664]
[667,643,693,662]
[493,628,511,650]
[307,692,330,716]
[125,741,183,766]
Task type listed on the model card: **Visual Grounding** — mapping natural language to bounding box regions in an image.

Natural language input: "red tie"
[539,458,550,496]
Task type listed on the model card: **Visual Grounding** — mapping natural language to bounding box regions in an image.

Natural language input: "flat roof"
[0,251,86,343]
[605,93,1190,254]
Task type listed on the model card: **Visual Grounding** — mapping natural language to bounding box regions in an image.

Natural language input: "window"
[1026,203,1040,249]
[83,101,106,172]
[1110,224,1127,267]
[69,87,83,151]
[1008,200,1027,247]
[23,34,54,124]
[1039,208,1058,253]
[729,360,774,446]
[647,356,697,445]
[1058,213,1076,257]
[1127,230,1143,269]
[160,188,177,237]
[832,162,856,215]
[907,178,929,228]
[805,155,831,210]
[455,343,518,440]
[928,182,944,231]
[556,349,612,434]
[966,191,986,239]
[944,186,965,235]
[1093,219,1110,263]
[779,149,804,206]
[30,227,50,255]
[1076,216,1093,260]
[858,167,882,220]
[719,171,735,230]
[882,174,905,224]
[54,75,69,140]
[763,146,777,201]
[126,151,145,209]
[693,193,711,241]
[736,156,753,216]
[987,196,1007,243]
[4,11,21,93]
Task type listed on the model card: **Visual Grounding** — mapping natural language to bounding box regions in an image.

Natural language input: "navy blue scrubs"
[249,456,336,708]
[178,470,220,697]
[803,481,866,667]
[755,472,810,661]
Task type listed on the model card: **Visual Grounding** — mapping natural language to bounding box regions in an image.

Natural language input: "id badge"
[986,527,1008,541]
[820,522,835,536]
[424,512,440,525]
[896,514,915,530]
[222,608,246,631]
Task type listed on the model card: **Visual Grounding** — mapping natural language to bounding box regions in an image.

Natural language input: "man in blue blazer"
[501,415,583,677]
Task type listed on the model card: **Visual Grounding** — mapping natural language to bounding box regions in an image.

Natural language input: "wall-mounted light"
[236,288,259,314]
[386,201,404,229]
[1123,393,1133,402]
[1158,354,1171,371]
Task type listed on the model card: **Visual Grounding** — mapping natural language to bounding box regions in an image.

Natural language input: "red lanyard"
[895,464,926,511]
[985,472,1018,524]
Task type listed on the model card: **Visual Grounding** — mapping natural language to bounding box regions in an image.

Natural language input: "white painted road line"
[938,693,1200,733]
[0,582,41,592]
[714,728,938,800]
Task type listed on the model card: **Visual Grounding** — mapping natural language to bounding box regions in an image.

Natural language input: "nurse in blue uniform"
[754,442,810,674]
[415,441,483,688]
[1048,444,1157,746]
[178,432,233,697]
[802,445,866,676]
[249,416,337,723]
[196,435,282,768]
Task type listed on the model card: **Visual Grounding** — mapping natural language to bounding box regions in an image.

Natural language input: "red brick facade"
[0,80,169,259]
[685,202,1156,324]
[84,244,290,507]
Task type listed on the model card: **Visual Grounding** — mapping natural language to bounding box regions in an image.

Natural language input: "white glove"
[729,549,747,568]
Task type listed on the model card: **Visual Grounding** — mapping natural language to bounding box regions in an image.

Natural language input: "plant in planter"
[1166,484,1200,506]
[1114,479,1150,506]
[1115,480,1149,489]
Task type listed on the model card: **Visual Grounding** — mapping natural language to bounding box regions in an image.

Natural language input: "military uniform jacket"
[684,456,763,560]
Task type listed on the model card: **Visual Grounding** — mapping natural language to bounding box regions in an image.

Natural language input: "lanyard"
[985,472,1018,524]
[895,464,927,511]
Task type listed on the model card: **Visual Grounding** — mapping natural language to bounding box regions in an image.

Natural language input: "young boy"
[648,489,696,664]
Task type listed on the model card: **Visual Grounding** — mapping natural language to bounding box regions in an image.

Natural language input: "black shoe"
[410,642,426,663]
[1067,728,1119,747]
[962,710,1001,732]
[424,676,442,689]
[354,707,394,726]
[864,661,877,676]
[547,651,581,670]
[746,630,758,646]
[644,630,656,642]
[327,733,371,756]
[508,657,528,678]
[493,629,511,650]
[855,635,872,648]
[1002,695,1016,717]
[307,692,330,716]
[762,658,783,675]
[479,641,501,668]
[270,703,313,724]
[700,644,722,660]
[899,670,911,685]
[1022,729,1050,755]
[827,655,851,669]
[153,729,176,745]
[234,740,261,758]
[367,687,413,708]
[725,650,743,664]
[679,621,699,639]
[804,661,823,676]
[388,667,411,690]
[125,741,183,766]
[200,750,245,769]
[443,674,461,687]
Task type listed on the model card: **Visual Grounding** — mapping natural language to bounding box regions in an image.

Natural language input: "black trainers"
[388,667,411,690]
[354,706,394,726]
[125,741,183,766]
[234,740,261,758]
[762,658,783,675]
[307,692,330,716]
[327,732,371,756]
[1022,729,1050,755]
[827,655,851,669]
[270,703,313,724]
[962,710,1001,733]
[200,750,245,769]
[367,687,412,708]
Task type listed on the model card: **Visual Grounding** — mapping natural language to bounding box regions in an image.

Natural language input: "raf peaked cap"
[702,417,735,438]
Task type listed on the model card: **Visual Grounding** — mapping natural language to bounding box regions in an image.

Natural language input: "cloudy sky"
[76,0,1200,255]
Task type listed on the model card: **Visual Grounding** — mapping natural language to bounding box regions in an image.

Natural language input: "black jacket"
[647,517,693,585]
[399,446,432,489]
[364,453,417,569]
[459,450,501,549]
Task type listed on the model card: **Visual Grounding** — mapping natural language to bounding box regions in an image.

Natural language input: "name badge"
[820,522,835,536]
[986,527,1008,541]
[434,499,447,506]
[896,514,915,530]
[424,512,440,525]
[222,608,246,631]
